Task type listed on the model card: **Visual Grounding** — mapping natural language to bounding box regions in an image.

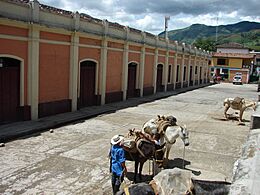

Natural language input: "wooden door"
[190,66,193,85]
[127,63,137,98]
[79,61,96,108]
[0,58,20,124]
[156,64,163,92]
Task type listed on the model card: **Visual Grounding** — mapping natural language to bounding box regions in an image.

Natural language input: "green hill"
[159,21,260,51]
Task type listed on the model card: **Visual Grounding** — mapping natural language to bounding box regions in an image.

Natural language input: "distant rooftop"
[213,52,254,59]
[216,42,248,49]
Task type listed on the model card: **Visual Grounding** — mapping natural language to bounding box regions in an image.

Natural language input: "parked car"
[233,75,242,85]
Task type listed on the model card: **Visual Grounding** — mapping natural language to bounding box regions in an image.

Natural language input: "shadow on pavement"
[166,158,201,176]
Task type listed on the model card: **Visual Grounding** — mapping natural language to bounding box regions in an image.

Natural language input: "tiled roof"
[10,0,29,3]
[5,0,29,7]
[79,13,102,24]
[40,4,73,17]
[216,42,248,49]
[108,22,125,30]
[8,0,154,38]
[213,52,254,59]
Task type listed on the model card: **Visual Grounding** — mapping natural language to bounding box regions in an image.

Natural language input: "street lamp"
[165,16,170,40]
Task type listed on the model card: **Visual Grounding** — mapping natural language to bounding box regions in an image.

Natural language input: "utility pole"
[215,16,218,43]
[165,16,170,39]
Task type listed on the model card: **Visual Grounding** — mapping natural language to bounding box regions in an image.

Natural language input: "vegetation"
[193,38,216,52]
[159,21,260,51]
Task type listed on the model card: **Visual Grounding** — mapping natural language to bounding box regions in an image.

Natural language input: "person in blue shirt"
[110,134,127,195]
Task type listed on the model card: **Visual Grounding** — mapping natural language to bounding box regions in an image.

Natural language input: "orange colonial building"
[211,43,254,83]
[0,0,211,124]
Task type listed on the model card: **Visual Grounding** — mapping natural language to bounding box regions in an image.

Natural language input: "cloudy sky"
[40,0,260,34]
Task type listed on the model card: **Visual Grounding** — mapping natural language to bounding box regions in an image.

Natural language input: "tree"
[193,38,216,52]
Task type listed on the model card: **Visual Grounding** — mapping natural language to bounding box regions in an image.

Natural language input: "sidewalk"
[0,84,210,143]
[229,106,260,195]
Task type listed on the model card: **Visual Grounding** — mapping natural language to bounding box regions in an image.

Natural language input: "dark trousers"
[111,172,124,195]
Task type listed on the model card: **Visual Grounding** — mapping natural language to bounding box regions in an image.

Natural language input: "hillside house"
[211,42,254,83]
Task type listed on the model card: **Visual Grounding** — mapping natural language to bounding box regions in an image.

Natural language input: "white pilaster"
[187,46,191,87]
[122,42,129,100]
[139,45,145,97]
[28,24,39,120]
[69,32,79,111]
[193,55,197,86]
[205,56,209,83]
[30,0,39,23]
[173,52,177,90]
[180,54,184,88]
[153,48,158,94]
[163,50,169,92]
[100,38,108,105]
[100,20,108,105]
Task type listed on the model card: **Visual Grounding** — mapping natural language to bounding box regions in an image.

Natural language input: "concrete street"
[0,83,258,195]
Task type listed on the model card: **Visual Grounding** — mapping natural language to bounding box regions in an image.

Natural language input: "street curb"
[0,83,211,143]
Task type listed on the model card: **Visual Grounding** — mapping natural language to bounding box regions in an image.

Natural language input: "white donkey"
[142,117,189,166]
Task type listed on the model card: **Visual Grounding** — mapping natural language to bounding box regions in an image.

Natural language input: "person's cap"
[111,135,124,145]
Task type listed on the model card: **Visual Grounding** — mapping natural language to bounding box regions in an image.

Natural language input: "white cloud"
[39,0,260,34]
[240,16,260,23]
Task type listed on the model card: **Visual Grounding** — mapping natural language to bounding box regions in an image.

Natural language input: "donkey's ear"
[157,115,160,119]
[183,124,187,129]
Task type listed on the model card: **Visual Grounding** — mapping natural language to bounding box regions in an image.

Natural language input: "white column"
[122,42,129,101]
[198,59,201,85]
[187,55,191,87]
[153,48,158,94]
[173,53,177,90]
[201,61,205,84]
[139,46,145,97]
[180,54,184,88]
[205,57,209,83]
[30,0,39,23]
[69,32,79,111]
[100,38,108,105]
[28,24,39,120]
[163,50,169,92]
[193,56,197,86]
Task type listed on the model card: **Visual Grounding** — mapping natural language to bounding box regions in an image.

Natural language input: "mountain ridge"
[159,21,260,50]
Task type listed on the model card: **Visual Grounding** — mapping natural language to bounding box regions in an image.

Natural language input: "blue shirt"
[111,145,126,176]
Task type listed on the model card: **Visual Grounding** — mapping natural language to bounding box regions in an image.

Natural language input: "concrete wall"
[230,103,260,194]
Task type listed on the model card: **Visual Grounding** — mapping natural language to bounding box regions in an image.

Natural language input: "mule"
[142,117,189,166]
[223,97,257,123]
[124,137,165,183]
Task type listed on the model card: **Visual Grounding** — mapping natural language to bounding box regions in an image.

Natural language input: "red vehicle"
[217,76,221,83]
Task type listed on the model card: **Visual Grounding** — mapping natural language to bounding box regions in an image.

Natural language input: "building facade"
[0,0,211,124]
[211,43,253,83]
[250,51,260,78]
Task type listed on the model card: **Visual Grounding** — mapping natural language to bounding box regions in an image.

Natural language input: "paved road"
[0,83,258,195]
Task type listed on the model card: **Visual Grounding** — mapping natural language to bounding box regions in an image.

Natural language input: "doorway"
[127,62,137,98]
[156,64,163,92]
[0,57,20,124]
[78,60,96,108]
